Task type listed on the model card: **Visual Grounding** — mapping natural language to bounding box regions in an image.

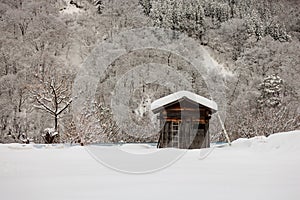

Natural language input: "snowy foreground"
[1,131,300,200]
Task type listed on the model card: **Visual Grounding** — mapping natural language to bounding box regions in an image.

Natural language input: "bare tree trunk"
[54,115,58,132]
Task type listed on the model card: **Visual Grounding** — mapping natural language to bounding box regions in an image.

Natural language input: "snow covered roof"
[151,91,218,113]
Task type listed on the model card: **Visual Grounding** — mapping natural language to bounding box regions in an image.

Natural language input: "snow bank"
[267,130,300,150]
[232,130,300,152]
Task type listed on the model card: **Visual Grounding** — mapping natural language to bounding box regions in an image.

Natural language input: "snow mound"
[267,130,300,151]
[232,136,267,148]
[119,143,157,154]
[232,130,300,152]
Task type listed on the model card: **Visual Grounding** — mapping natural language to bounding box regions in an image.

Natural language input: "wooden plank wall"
[158,120,210,149]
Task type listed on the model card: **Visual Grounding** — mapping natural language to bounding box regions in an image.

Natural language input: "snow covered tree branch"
[31,76,73,143]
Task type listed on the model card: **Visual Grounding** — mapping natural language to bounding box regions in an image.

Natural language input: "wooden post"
[217,112,231,145]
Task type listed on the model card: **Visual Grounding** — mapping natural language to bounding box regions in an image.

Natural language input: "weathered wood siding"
[157,100,211,149]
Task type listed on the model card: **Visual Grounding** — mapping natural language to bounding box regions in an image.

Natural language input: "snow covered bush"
[42,128,59,144]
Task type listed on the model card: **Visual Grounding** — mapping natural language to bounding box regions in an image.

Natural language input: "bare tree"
[31,76,72,136]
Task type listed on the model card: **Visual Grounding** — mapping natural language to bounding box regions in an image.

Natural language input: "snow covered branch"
[31,76,73,138]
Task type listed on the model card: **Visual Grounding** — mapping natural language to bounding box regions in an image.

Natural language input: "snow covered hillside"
[0,131,300,200]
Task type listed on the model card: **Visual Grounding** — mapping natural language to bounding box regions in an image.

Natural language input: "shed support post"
[217,112,231,145]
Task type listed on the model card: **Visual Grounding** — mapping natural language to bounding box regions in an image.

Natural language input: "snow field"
[0,130,299,200]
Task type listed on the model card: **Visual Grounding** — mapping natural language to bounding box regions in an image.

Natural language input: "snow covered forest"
[0,0,299,144]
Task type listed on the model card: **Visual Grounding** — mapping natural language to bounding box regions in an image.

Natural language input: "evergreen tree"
[258,74,284,108]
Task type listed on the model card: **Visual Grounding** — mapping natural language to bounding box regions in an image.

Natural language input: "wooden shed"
[151,91,217,149]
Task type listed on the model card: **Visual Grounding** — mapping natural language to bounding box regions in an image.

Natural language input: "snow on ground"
[0,130,300,200]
